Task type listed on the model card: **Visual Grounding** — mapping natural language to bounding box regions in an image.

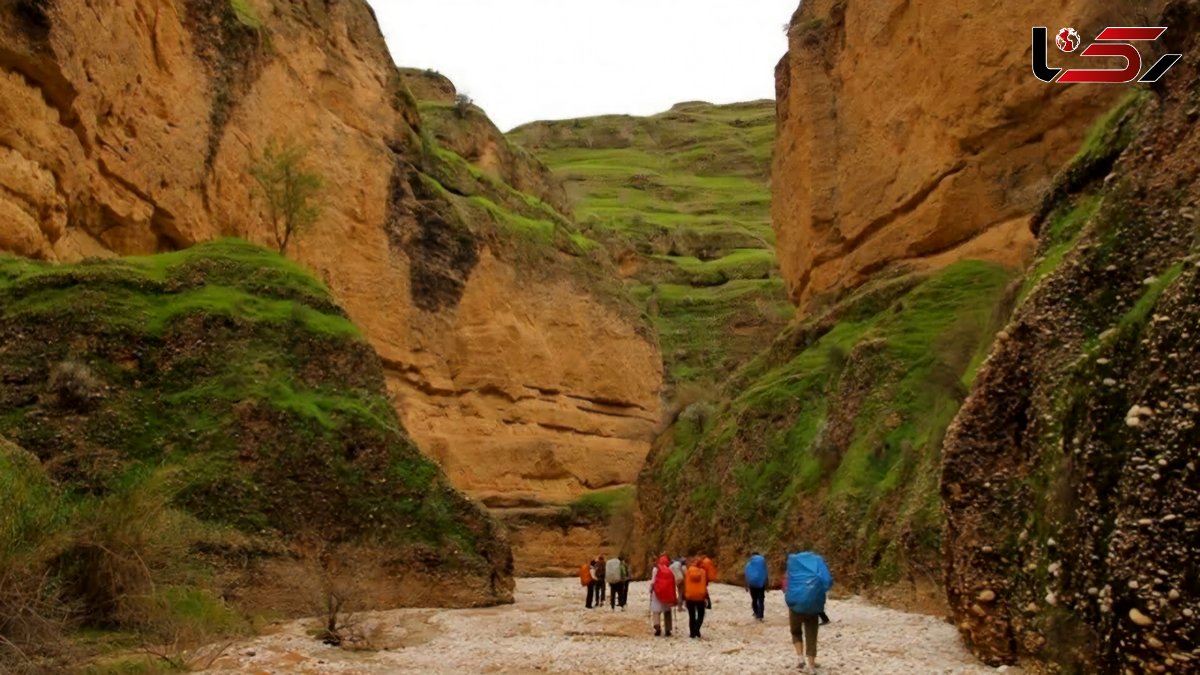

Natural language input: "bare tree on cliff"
[250,137,323,255]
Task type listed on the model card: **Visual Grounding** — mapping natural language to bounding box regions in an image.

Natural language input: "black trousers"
[596,578,606,603]
[749,586,766,619]
[585,580,597,607]
[686,600,707,637]
[609,581,629,608]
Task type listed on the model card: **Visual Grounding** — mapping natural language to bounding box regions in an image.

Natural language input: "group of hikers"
[580,550,834,672]
[580,554,631,610]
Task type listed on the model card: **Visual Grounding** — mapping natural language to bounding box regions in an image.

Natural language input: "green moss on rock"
[0,240,512,660]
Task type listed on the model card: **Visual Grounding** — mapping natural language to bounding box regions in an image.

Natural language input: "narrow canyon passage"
[202,579,1011,674]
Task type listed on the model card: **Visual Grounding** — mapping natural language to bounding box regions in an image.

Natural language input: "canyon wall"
[771,0,1157,310]
[943,3,1200,670]
[0,0,662,551]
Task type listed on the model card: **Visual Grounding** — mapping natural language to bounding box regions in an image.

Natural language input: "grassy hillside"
[0,240,510,669]
[511,101,792,388]
[633,260,1015,597]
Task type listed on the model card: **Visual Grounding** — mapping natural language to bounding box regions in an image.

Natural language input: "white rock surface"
[201,578,1016,674]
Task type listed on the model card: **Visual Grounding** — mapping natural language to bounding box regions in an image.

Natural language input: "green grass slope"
[510,101,792,388]
[0,240,511,668]
[633,261,1016,595]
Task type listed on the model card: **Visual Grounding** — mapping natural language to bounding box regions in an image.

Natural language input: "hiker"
[744,552,768,621]
[782,576,831,624]
[595,554,607,605]
[606,554,627,610]
[683,556,710,638]
[669,557,686,609]
[620,557,631,608]
[783,551,834,673]
[699,555,718,609]
[581,558,596,608]
[650,555,677,636]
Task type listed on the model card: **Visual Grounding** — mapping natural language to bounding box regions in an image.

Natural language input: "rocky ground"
[202,578,1013,674]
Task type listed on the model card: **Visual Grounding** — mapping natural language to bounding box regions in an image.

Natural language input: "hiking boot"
[654,626,661,637]
[665,630,672,637]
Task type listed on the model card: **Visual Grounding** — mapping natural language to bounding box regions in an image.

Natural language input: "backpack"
[701,556,718,583]
[579,563,592,587]
[684,565,708,602]
[784,552,833,614]
[744,554,768,589]
[653,562,678,604]
[605,558,623,583]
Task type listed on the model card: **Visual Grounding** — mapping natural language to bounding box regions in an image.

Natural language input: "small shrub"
[249,136,324,255]
[0,444,74,669]
[47,360,101,411]
[454,93,474,119]
[663,381,717,427]
[56,468,194,626]
[824,344,849,372]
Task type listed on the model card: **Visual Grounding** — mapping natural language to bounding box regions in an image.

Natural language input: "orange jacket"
[684,564,709,602]
[700,556,718,583]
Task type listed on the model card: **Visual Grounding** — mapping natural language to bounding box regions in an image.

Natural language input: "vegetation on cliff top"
[395,71,649,331]
[0,240,508,669]
[510,101,792,388]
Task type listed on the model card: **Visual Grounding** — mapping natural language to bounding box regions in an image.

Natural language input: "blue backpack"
[784,552,833,614]
[744,554,768,589]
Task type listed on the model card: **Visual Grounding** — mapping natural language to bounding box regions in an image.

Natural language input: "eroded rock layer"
[0,0,662,529]
[943,5,1200,670]
[771,0,1153,310]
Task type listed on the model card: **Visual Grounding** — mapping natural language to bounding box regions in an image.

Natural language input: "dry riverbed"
[203,578,1016,674]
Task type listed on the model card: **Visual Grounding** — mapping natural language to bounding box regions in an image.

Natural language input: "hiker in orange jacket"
[683,556,710,638]
[700,555,718,609]
[581,558,597,608]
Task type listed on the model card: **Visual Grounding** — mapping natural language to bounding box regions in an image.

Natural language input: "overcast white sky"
[371,0,798,131]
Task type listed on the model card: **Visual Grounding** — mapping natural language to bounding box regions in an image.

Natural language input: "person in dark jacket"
[594,554,607,606]
[744,552,768,621]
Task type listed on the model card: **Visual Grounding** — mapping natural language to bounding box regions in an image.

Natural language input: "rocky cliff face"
[510,101,792,392]
[771,0,1155,310]
[0,0,662,555]
[943,4,1200,670]
[509,101,792,572]
[401,68,573,218]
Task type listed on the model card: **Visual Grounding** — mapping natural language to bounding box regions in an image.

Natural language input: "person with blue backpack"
[743,552,768,621]
[783,551,834,673]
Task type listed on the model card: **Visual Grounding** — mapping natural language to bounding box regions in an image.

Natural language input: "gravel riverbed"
[202,578,1017,674]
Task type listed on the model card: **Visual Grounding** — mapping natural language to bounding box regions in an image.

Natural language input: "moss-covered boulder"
[0,240,512,642]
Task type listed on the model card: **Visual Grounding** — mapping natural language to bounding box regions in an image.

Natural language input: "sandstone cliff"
[771,0,1155,310]
[507,102,791,571]
[943,4,1200,670]
[511,101,791,394]
[0,0,663,567]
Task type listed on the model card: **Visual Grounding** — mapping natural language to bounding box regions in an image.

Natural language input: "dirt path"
[203,578,1014,674]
